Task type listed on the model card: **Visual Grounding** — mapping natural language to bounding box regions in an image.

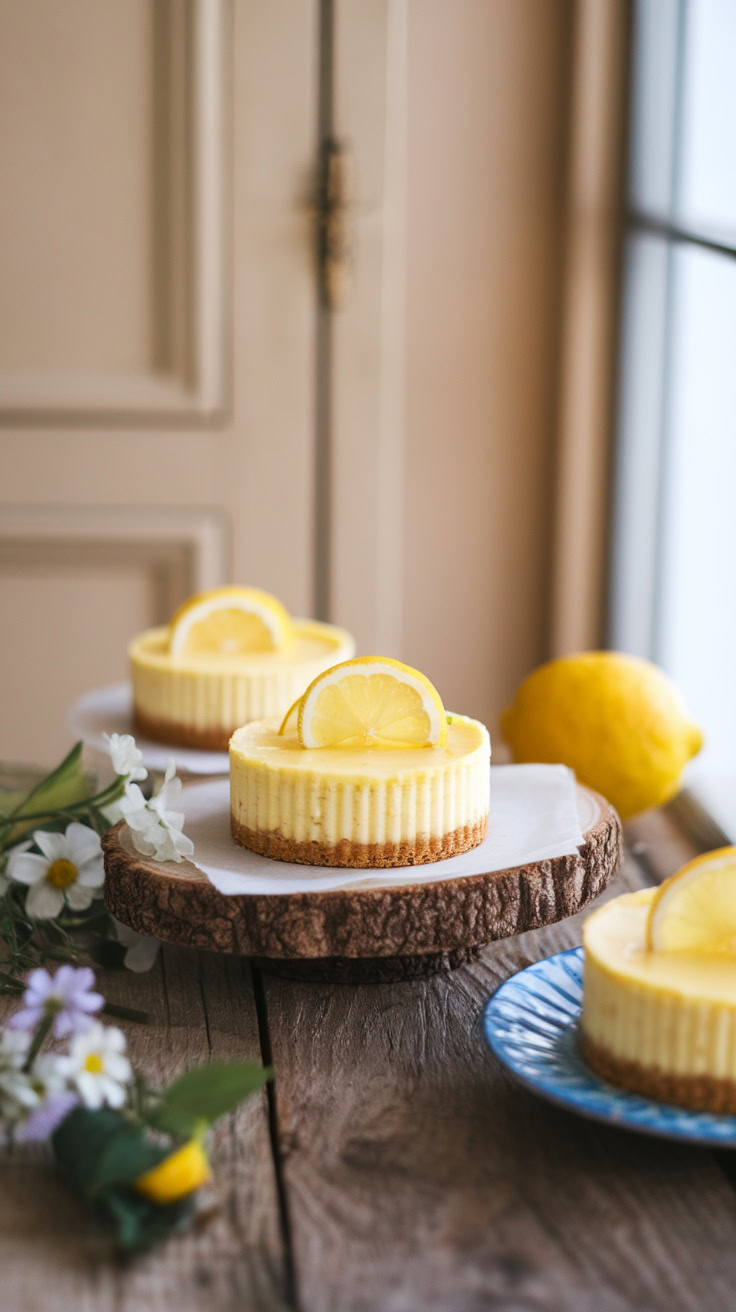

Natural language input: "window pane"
[678,0,736,238]
[657,244,736,832]
[628,0,680,218]
[609,233,669,656]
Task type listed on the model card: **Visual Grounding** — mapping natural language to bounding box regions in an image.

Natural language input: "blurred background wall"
[402,0,572,725]
[0,0,620,765]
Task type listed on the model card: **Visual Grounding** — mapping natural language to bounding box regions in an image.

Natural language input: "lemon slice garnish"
[646,846,736,954]
[169,586,291,660]
[296,657,447,749]
[278,696,301,736]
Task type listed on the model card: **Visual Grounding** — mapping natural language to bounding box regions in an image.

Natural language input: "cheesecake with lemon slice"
[130,587,354,751]
[229,657,491,867]
[581,848,736,1112]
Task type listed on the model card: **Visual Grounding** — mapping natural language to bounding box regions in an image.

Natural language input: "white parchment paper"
[176,764,590,895]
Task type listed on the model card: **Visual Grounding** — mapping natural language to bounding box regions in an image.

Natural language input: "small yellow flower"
[134,1140,211,1205]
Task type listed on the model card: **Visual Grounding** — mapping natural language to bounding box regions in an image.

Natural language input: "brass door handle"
[317,139,353,311]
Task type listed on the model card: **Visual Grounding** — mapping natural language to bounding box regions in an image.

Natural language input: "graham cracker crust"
[230,814,488,869]
[580,1031,736,1114]
[133,708,233,753]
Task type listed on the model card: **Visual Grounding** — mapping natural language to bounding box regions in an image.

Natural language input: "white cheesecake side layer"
[130,621,354,732]
[229,714,491,845]
[582,889,736,1079]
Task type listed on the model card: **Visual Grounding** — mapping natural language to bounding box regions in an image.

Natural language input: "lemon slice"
[278,696,301,735]
[169,586,291,660]
[297,656,447,749]
[646,846,736,953]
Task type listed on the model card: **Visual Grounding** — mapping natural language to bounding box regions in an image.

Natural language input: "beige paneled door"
[0,0,406,764]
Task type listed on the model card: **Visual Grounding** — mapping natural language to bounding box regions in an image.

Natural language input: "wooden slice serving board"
[103,785,620,982]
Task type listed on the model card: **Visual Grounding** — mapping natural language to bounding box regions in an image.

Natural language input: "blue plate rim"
[483,946,736,1148]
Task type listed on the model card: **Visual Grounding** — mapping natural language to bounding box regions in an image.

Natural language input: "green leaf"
[153,1060,271,1138]
[52,1108,169,1199]
[52,1108,196,1253]
[1,743,92,844]
[14,742,88,812]
[103,1188,194,1254]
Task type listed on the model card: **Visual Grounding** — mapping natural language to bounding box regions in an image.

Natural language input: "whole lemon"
[499,652,703,820]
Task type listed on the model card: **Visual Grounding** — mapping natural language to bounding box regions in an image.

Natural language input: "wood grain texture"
[624,804,702,884]
[0,948,288,1312]
[262,853,736,1312]
[4,810,736,1309]
[102,786,621,972]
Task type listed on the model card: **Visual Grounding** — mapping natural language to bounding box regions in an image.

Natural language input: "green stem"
[0,780,125,837]
[23,1011,54,1072]
[103,1002,149,1025]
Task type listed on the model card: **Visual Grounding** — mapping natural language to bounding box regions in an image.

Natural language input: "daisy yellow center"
[46,858,78,889]
[84,1053,104,1074]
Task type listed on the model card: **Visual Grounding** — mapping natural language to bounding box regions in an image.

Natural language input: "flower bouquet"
[0,733,191,988]
[1,964,268,1252]
[0,734,269,1253]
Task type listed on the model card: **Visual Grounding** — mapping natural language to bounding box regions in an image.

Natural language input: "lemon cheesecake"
[229,657,491,867]
[131,587,354,751]
[581,848,736,1113]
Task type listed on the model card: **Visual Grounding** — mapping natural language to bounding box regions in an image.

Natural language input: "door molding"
[0,505,226,618]
[0,0,228,429]
[322,0,407,656]
[548,0,631,655]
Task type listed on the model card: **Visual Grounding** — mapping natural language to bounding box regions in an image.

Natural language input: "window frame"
[608,0,736,840]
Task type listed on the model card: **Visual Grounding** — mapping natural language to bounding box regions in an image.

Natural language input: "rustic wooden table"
[4,809,736,1311]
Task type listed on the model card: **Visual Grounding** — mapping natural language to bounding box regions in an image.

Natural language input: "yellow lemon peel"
[134,1140,211,1205]
[500,651,702,819]
[297,656,448,750]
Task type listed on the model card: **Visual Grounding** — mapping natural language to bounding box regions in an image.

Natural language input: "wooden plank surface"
[263,846,736,1312]
[0,946,289,1312]
[4,812,736,1310]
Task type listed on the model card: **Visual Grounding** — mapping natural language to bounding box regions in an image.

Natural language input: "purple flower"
[17,1090,78,1143]
[9,966,104,1038]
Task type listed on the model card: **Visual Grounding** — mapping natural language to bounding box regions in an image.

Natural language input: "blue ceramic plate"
[483,946,736,1147]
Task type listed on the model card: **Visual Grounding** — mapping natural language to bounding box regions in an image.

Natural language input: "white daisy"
[60,1022,132,1110]
[113,920,160,973]
[0,1030,39,1123]
[15,1052,78,1143]
[103,733,147,783]
[120,761,193,864]
[7,821,105,919]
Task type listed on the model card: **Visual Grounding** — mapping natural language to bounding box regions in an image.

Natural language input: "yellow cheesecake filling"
[229,713,490,848]
[582,888,736,1081]
[130,620,355,736]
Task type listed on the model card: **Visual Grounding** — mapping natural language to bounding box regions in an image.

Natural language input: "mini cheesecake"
[229,712,490,868]
[581,888,736,1113]
[131,619,354,751]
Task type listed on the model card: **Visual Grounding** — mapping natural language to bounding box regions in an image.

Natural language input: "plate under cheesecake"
[484,946,736,1146]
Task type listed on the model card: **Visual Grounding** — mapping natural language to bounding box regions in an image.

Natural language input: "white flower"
[7,822,105,919]
[0,1030,38,1122]
[15,1051,78,1143]
[103,733,147,783]
[60,1022,132,1110]
[100,798,125,826]
[120,761,193,864]
[114,920,160,973]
